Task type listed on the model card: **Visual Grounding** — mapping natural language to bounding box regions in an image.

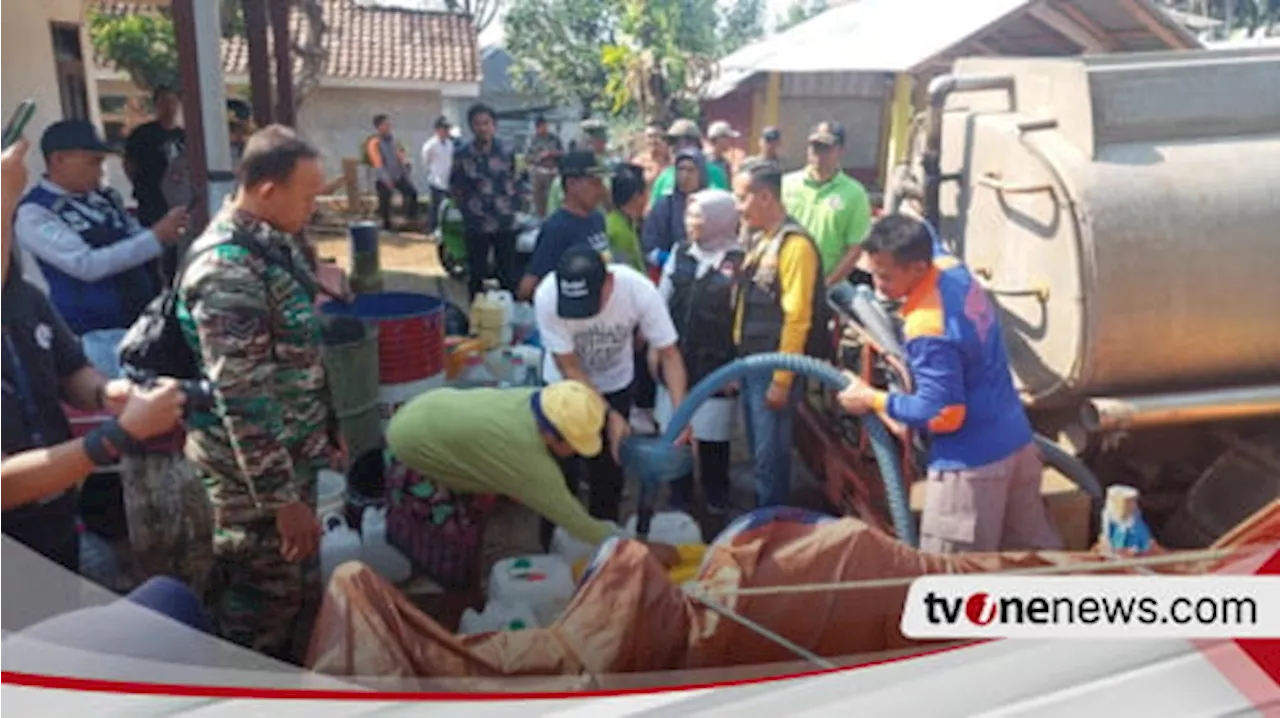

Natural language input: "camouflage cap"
[666,118,702,140]
[581,118,609,137]
[808,121,846,146]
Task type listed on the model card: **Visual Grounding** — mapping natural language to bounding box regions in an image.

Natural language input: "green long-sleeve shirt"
[385,387,614,545]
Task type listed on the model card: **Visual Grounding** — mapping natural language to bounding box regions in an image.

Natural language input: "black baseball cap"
[808,121,846,146]
[434,115,452,129]
[41,120,113,157]
[556,244,608,319]
[762,126,781,141]
[559,150,612,179]
[227,99,252,121]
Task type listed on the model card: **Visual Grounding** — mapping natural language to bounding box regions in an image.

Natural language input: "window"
[50,23,89,122]
[99,95,130,115]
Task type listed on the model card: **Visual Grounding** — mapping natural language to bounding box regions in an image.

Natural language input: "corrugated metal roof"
[706,0,1200,98]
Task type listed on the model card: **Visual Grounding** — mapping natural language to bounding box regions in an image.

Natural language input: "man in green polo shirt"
[782,121,872,287]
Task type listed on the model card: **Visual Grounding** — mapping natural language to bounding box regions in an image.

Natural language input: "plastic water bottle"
[1101,485,1154,555]
[454,353,499,388]
[320,515,364,586]
[359,507,413,584]
[511,302,537,344]
[483,280,515,347]
[551,521,622,567]
[507,354,527,386]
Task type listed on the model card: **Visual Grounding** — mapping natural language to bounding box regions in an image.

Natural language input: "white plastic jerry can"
[458,600,541,635]
[359,506,413,585]
[550,521,622,567]
[487,555,575,628]
[486,285,515,346]
[625,511,704,546]
[320,514,364,586]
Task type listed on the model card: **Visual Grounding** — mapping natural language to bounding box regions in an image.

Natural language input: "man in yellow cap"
[385,380,679,565]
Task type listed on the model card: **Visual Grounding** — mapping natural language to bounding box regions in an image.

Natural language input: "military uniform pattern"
[204,468,319,661]
[176,208,333,659]
[120,453,216,600]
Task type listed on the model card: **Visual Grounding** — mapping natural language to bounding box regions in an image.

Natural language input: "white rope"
[682,586,838,670]
[684,546,1248,600]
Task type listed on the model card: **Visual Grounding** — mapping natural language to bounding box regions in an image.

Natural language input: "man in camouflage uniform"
[176,125,338,662]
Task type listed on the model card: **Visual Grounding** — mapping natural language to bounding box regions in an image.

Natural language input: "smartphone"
[2,100,37,150]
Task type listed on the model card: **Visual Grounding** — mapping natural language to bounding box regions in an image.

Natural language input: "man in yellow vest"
[731,158,828,509]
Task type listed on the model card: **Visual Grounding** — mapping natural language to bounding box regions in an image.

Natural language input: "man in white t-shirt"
[420,115,454,235]
[533,244,690,549]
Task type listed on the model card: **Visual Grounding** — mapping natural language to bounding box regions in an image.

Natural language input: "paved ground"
[308,225,832,602]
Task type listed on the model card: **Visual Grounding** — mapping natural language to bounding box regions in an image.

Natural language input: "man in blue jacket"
[836,214,1061,554]
[15,121,187,334]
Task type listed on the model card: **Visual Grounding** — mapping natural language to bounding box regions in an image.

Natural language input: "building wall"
[779,71,891,187]
[97,79,472,203]
[296,85,446,185]
[703,71,891,185]
[701,87,757,163]
[2,0,105,183]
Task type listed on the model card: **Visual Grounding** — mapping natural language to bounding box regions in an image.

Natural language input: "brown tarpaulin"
[306,503,1279,682]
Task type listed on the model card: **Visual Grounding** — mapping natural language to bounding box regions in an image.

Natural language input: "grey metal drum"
[937,50,1280,408]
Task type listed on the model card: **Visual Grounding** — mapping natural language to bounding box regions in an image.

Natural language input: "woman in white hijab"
[652,189,744,516]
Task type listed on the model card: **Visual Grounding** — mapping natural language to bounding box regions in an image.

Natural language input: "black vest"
[736,219,833,360]
[667,243,744,387]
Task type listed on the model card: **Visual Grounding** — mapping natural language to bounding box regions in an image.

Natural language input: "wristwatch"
[84,419,141,466]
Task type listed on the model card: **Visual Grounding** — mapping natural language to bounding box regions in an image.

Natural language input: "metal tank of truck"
[833,47,1280,547]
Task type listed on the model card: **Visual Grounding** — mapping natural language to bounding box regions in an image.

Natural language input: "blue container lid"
[320,292,444,320]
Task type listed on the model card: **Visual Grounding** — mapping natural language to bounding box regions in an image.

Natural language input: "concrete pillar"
[178,0,234,219]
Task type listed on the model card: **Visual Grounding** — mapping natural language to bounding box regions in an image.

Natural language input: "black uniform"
[2,276,91,571]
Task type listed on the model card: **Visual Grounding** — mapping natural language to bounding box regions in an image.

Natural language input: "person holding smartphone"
[15,120,188,335]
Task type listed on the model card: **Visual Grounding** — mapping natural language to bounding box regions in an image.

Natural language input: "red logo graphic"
[965,592,997,626]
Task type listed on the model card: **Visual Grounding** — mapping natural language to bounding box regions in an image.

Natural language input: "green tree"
[719,0,767,55]
[602,0,726,122]
[89,2,329,110]
[503,0,618,118]
[440,0,502,33]
[505,0,764,123]
[88,9,181,91]
[775,0,829,32]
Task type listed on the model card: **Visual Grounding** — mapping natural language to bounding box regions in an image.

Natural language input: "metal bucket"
[321,317,383,461]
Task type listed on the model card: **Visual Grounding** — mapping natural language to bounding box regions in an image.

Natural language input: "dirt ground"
[308,223,830,612]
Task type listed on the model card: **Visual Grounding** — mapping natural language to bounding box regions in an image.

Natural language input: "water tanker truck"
[806,47,1280,548]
